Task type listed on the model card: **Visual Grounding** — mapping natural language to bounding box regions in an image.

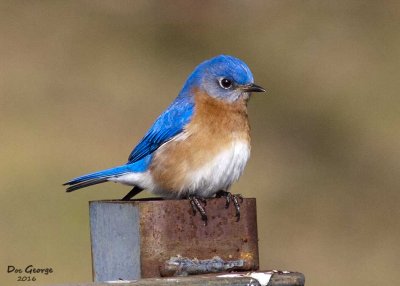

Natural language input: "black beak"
[243,83,266,93]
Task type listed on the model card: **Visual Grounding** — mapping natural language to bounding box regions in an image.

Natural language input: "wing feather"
[127,97,194,163]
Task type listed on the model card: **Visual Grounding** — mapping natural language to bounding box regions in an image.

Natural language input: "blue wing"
[127,96,194,164]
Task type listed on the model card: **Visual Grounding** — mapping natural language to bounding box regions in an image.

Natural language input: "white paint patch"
[105,280,136,283]
[217,272,272,286]
[183,140,250,197]
[249,272,272,285]
[217,274,241,278]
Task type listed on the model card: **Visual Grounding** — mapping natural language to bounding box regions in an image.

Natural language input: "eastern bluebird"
[64,55,265,223]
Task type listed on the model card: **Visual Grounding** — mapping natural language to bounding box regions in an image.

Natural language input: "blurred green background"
[1,1,399,285]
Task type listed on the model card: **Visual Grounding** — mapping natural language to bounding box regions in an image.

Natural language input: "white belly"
[182,140,250,197]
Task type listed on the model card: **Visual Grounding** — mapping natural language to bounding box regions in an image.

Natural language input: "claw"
[215,190,243,222]
[188,196,208,225]
[225,193,231,209]
[189,198,197,216]
[232,195,241,221]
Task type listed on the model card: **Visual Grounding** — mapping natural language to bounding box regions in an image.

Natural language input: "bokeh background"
[1,1,399,285]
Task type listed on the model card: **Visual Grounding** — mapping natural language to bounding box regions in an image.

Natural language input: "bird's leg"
[231,194,243,221]
[215,190,243,221]
[216,190,231,208]
[188,195,208,225]
[121,186,143,201]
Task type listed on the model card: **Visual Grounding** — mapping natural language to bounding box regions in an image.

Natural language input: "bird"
[64,55,265,224]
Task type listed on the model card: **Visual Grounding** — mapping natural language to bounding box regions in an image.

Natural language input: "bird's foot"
[188,195,208,225]
[215,190,243,221]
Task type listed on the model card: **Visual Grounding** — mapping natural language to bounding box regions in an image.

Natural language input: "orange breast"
[150,90,250,194]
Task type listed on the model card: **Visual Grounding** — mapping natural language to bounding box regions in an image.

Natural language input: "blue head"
[181,55,265,102]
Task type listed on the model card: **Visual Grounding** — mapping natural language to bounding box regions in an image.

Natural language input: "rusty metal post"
[89,198,259,282]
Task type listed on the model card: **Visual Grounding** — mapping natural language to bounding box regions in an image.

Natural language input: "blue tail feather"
[64,154,153,192]
[64,165,129,185]
[64,165,129,192]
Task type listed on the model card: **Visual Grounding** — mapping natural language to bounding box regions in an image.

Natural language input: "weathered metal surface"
[269,271,305,286]
[138,198,259,278]
[50,271,305,286]
[89,198,258,281]
[161,256,245,276]
[90,202,141,282]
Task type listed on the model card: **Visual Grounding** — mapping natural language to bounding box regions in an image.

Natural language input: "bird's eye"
[219,78,232,89]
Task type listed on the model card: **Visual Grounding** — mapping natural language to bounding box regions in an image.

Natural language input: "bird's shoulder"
[127,95,195,164]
